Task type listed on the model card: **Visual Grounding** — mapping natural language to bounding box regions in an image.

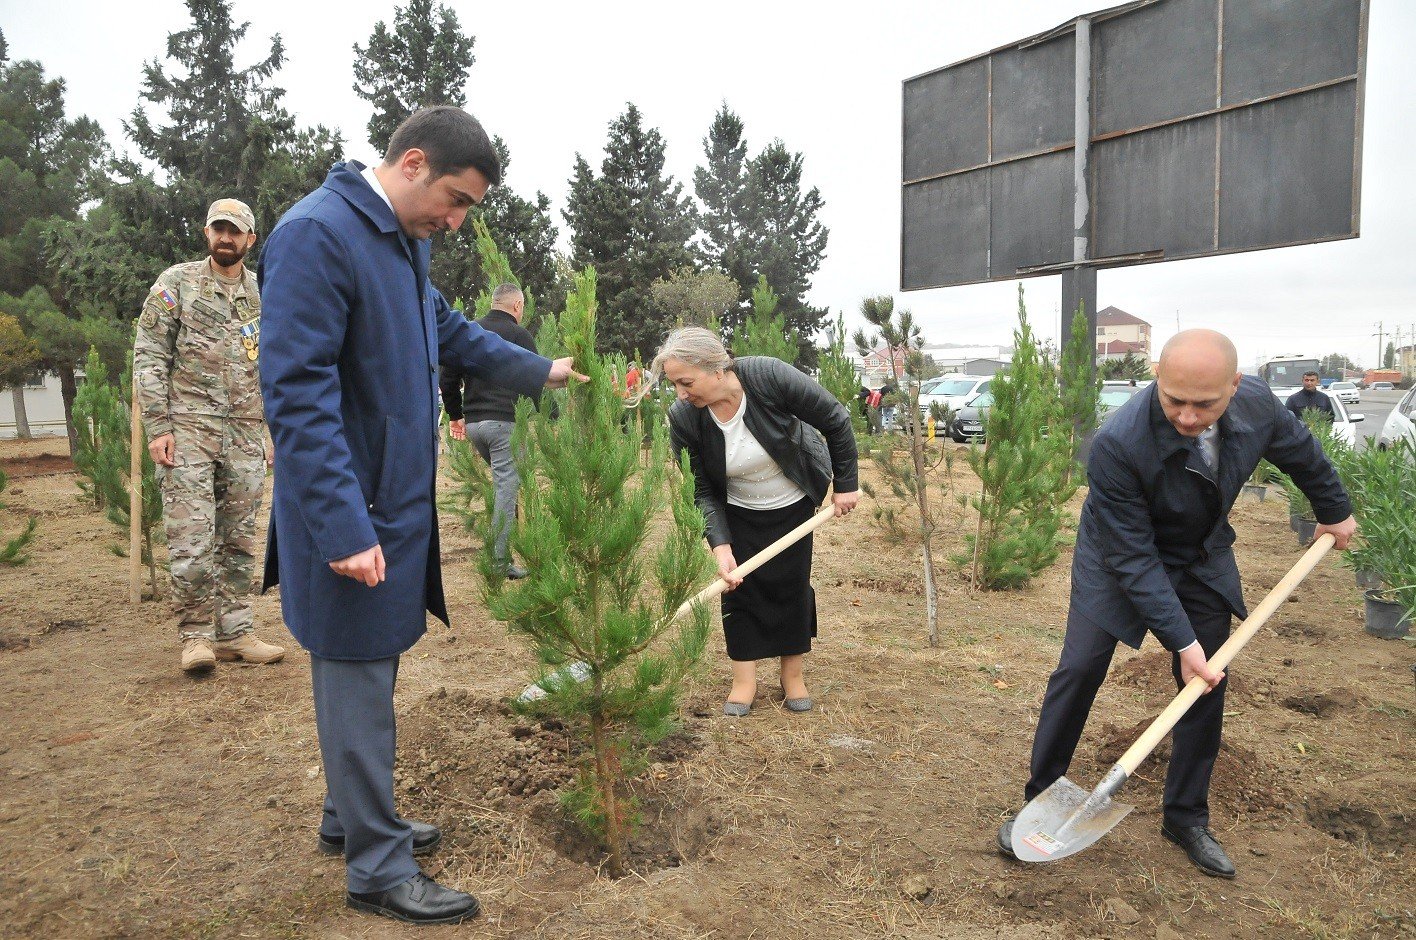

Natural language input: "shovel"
[519,503,841,702]
[1011,533,1336,862]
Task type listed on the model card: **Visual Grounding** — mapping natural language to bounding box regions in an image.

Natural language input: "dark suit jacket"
[668,356,858,548]
[258,161,550,660]
[1285,387,1335,420]
[1071,376,1350,652]
[440,308,539,423]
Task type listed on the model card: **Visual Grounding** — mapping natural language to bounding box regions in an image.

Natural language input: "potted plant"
[1344,439,1416,639]
[1242,459,1278,502]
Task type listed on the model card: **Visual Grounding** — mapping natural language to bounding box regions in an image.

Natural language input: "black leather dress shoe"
[347,871,480,924]
[1162,822,1236,878]
[996,817,1018,859]
[318,820,442,857]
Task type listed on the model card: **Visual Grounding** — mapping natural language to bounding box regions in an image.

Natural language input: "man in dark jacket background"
[441,283,538,578]
[1285,370,1336,421]
[996,330,1355,879]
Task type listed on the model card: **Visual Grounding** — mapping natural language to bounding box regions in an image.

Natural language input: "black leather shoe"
[1162,822,1236,879]
[319,820,442,857]
[347,872,480,924]
[996,817,1018,859]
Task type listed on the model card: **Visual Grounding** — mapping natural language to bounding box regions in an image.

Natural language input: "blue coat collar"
[1146,381,1254,480]
[323,161,401,236]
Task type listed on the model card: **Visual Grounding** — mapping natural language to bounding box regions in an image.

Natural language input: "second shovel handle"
[1116,534,1335,776]
[674,504,838,619]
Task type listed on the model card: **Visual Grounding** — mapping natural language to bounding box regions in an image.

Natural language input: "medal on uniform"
[240,321,259,361]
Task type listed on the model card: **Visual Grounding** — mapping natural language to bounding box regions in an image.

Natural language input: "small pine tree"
[853,296,951,644]
[475,268,713,877]
[733,275,798,363]
[815,312,865,436]
[0,466,38,565]
[72,347,164,593]
[960,285,1078,590]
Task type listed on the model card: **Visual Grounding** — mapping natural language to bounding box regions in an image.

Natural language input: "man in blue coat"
[259,107,580,925]
[996,330,1354,878]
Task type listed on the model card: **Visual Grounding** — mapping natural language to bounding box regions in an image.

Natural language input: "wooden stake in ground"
[129,366,142,603]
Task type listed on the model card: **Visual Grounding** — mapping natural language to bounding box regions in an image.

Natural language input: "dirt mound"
[394,687,718,875]
[1112,650,1171,693]
[1306,793,1413,852]
[1282,688,1359,717]
[1094,718,1289,814]
[0,452,73,478]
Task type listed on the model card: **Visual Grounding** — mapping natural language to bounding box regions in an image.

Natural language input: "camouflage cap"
[206,198,255,233]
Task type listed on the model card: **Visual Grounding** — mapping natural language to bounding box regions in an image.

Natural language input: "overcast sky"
[6,1,1413,369]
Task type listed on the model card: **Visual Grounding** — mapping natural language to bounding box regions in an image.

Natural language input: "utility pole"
[1373,321,1384,369]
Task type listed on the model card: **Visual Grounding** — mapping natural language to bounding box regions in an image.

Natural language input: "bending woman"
[647,328,859,715]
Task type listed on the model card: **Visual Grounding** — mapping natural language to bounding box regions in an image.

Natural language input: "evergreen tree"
[816,312,865,436]
[0,465,38,566]
[476,268,712,877]
[1319,352,1358,377]
[352,0,475,153]
[1384,341,1395,370]
[648,266,738,331]
[0,41,108,297]
[733,275,798,364]
[45,0,343,323]
[959,286,1077,589]
[691,106,829,358]
[0,287,125,454]
[853,296,948,645]
[564,104,696,359]
[70,347,163,592]
[693,104,751,293]
[0,313,41,438]
[1098,351,1152,380]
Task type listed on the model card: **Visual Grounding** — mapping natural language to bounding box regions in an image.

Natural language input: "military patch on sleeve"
[140,306,158,329]
[157,288,179,311]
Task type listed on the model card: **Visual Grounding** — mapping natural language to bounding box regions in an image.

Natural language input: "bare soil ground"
[0,435,1411,939]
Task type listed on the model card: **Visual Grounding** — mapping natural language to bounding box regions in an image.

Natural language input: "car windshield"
[970,392,993,408]
[1332,382,1354,389]
[1098,388,1138,411]
[929,379,980,396]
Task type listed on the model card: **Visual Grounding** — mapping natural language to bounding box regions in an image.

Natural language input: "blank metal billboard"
[901,0,1369,291]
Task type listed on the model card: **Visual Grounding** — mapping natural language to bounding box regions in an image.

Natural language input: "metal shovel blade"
[1010,775,1134,863]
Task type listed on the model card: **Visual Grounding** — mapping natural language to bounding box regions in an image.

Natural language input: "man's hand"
[545,357,589,389]
[1178,643,1225,693]
[712,544,744,592]
[449,418,466,441]
[148,433,176,467]
[832,490,860,517]
[330,545,386,587]
[1313,514,1357,550]
[265,440,274,467]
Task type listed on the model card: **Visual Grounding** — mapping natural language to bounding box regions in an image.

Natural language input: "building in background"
[1,375,67,439]
[1095,307,1152,362]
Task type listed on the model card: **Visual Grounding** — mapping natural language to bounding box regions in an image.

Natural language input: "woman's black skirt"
[720,496,818,661]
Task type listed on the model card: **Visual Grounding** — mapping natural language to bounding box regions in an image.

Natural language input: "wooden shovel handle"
[675,504,839,618]
[1116,533,1335,775]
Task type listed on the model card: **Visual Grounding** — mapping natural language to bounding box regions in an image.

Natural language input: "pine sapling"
[0,466,38,565]
[476,267,713,877]
[733,275,798,363]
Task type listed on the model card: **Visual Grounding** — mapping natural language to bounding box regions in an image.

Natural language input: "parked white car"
[1271,387,1364,447]
[1378,386,1416,450]
[1328,380,1360,404]
[919,374,992,417]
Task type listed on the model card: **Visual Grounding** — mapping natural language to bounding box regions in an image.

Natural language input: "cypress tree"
[1057,302,1101,481]
[816,312,865,436]
[476,267,712,877]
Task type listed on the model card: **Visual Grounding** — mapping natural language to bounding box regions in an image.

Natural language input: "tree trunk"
[906,389,940,647]
[58,366,79,457]
[9,386,32,439]
[590,709,626,878]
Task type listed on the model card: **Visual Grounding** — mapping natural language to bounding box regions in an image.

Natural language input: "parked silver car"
[1328,380,1360,404]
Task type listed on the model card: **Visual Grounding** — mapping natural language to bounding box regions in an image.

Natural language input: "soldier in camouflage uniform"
[134,198,286,674]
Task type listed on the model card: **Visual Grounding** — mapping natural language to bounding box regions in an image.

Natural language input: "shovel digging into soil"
[519,504,840,702]
[1011,533,1336,863]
